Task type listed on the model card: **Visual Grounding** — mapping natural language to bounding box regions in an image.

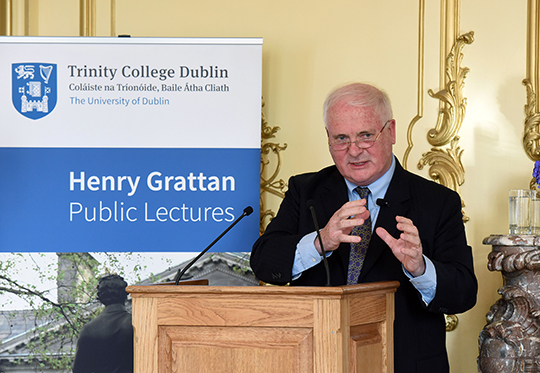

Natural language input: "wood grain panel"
[313,298,348,373]
[349,293,388,326]
[157,296,314,328]
[132,297,158,373]
[159,325,313,373]
[349,323,383,373]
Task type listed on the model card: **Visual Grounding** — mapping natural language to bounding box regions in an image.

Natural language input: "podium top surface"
[126,280,399,297]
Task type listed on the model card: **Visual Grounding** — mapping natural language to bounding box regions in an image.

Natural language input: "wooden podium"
[127,281,399,373]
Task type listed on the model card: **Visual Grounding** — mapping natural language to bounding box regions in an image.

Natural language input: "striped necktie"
[347,187,372,285]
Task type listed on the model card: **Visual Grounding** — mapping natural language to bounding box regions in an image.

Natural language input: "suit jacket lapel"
[318,168,351,277]
[358,160,411,282]
[319,169,348,221]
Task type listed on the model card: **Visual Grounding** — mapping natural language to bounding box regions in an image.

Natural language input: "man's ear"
[388,119,396,145]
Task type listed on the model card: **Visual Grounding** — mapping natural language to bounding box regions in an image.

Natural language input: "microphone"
[376,198,390,208]
[307,200,331,287]
[174,206,254,285]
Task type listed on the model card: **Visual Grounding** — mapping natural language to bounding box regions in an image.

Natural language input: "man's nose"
[348,141,365,155]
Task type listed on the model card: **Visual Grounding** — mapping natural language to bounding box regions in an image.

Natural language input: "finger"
[376,227,398,249]
[338,233,362,244]
[395,217,417,234]
[395,217,420,242]
[399,245,422,259]
[331,204,369,229]
[341,218,367,230]
[399,232,421,247]
[338,202,368,220]
[335,220,366,237]
[395,215,413,225]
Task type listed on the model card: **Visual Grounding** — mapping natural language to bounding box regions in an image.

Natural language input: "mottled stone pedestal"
[478,235,540,372]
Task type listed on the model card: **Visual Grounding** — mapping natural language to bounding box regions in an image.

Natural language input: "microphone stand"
[174,206,253,285]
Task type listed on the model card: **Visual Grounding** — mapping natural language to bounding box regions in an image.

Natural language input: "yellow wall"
[4,1,534,371]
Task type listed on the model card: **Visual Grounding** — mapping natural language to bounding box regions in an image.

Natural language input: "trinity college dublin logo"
[12,62,57,120]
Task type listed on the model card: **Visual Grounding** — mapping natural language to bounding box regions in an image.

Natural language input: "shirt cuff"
[403,255,437,305]
[292,232,329,279]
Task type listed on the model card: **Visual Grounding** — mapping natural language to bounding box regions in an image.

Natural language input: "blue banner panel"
[0,148,260,252]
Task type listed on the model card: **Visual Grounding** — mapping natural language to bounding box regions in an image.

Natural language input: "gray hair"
[323,83,393,127]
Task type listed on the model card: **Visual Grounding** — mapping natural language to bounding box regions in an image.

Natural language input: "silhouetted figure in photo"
[73,274,134,373]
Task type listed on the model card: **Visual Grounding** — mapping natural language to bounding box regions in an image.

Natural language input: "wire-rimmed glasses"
[328,120,391,151]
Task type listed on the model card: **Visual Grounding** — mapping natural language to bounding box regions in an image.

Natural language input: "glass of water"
[509,189,532,235]
[531,190,540,235]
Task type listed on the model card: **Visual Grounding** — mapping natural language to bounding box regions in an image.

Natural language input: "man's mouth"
[349,160,368,167]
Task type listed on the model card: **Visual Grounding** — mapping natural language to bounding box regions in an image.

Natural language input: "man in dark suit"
[250,83,477,373]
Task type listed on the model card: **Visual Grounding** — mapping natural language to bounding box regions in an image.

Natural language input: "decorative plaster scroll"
[524,0,540,191]
[260,99,287,234]
[419,31,473,224]
[523,79,540,162]
[427,31,474,147]
[418,137,469,222]
[524,2,540,170]
[418,137,464,192]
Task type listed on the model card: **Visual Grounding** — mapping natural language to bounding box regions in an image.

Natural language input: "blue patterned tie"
[347,187,372,285]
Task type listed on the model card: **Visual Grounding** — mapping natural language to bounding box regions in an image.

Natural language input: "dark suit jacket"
[251,159,477,373]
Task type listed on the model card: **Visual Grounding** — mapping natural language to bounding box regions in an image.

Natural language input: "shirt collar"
[344,156,396,203]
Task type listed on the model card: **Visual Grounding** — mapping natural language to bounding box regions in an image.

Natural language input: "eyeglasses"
[328,120,391,151]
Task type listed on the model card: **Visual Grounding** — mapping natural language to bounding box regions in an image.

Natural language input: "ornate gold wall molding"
[79,0,95,36]
[419,30,473,223]
[524,0,540,170]
[418,137,465,193]
[426,31,474,147]
[80,0,116,36]
[523,79,540,162]
[418,137,469,223]
[403,0,474,331]
[110,0,116,37]
[0,0,30,36]
[403,0,425,169]
[260,99,287,234]
[0,0,12,35]
[404,0,473,225]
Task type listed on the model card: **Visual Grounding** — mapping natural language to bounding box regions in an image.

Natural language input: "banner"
[0,36,262,253]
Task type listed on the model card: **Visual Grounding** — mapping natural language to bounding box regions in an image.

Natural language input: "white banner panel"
[0,36,262,253]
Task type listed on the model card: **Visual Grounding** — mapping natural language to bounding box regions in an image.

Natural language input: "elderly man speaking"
[251,82,477,373]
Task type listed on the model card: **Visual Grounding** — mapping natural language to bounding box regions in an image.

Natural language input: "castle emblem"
[12,63,57,120]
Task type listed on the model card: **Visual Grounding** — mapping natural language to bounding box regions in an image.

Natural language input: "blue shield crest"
[12,63,57,120]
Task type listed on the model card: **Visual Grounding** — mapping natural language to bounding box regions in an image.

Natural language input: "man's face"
[326,101,395,186]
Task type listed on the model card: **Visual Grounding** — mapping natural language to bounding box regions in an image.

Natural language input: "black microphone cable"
[307,201,331,287]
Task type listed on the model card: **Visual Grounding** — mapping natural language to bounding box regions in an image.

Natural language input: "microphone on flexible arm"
[307,200,331,287]
[174,206,254,285]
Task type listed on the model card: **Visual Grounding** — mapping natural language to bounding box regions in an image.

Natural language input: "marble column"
[478,235,540,372]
